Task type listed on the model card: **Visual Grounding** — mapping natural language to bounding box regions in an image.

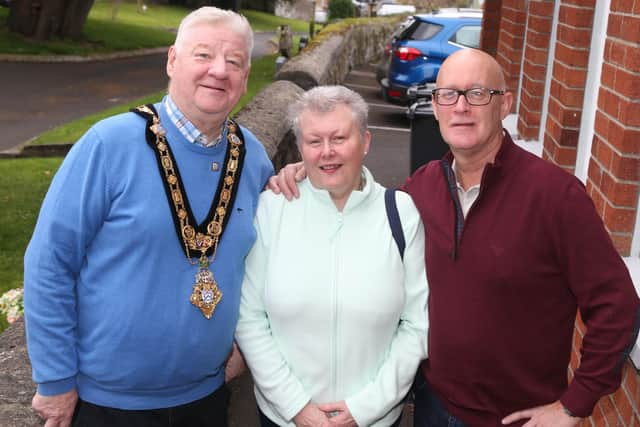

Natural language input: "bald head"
[431,48,514,163]
[436,49,507,91]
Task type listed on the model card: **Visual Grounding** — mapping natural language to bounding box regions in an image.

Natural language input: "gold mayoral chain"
[132,104,246,319]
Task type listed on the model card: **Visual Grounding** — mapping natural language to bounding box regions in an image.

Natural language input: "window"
[450,25,481,48]
[406,22,443,41]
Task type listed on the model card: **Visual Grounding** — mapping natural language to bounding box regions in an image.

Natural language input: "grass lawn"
[0,0,308,55]
[0,157,63,331]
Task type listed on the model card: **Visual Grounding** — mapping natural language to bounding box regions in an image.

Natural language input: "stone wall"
[0,319,40,427]
[240,19,395,171]
[0,19,395,424]
[275,22,394,90]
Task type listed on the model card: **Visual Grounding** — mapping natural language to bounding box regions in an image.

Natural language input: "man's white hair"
[174,7,253,65]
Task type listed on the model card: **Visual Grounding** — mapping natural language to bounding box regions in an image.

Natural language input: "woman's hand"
[294,402,332,427]
[318,401,357,427]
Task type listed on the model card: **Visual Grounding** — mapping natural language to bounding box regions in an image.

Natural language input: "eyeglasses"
[432,87,506,106]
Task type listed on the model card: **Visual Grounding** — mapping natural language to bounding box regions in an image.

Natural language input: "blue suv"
[379,9,482,105]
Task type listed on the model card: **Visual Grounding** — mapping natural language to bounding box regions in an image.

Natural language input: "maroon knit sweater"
[402,133,639,427]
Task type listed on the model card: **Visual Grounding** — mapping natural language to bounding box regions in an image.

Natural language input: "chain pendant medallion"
[132,104,245,321]
[190,256,222,319]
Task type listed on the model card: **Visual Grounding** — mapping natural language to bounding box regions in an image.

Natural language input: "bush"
[328,0,355,20]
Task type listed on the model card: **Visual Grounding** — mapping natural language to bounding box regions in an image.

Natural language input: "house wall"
[483,0,640,424]
[517,0,553,140]
[587,0,640,256]
[495,0,526,112]
[542,1,595,173]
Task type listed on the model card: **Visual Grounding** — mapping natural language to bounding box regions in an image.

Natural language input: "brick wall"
[571,315,640,426]
[486,0,640,424]
[479,0,502,56]
[585,0,640,255]
[516,0,554,140]
[542,0,595,172]
[494,0,527,112]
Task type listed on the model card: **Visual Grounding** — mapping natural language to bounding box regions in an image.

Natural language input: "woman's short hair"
[289,85,369,142]
[174,7,253,65]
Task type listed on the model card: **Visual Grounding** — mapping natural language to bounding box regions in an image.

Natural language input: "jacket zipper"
[331,212,343,401]
[440,160,464,260]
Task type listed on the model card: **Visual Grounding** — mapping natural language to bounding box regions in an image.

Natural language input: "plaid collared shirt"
[163,95,228,148]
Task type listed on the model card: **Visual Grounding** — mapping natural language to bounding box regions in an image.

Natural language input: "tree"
[8,0,96,41]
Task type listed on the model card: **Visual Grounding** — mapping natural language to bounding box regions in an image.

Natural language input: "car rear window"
[403,21,443,41]
[450,25,481,48]
[391,17,415,39]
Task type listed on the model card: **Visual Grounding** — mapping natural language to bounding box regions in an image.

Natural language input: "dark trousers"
[413,374,467,427]
[258,406,403,427]
[72,384,230,427]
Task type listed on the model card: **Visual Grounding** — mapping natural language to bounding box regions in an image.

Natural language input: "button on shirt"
[163,95,228,148]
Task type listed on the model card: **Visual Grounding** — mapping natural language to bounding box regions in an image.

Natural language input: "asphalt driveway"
[0,32,277,153]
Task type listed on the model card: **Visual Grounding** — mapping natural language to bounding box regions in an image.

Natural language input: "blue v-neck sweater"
[24,103,273,409]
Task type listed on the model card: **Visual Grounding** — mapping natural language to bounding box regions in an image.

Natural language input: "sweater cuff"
[37,377,76,396]
[280,395,311,423]
[559,380,601,418]
[345,396,369,427]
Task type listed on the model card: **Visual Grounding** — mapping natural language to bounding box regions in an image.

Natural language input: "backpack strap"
[385,188,405,261]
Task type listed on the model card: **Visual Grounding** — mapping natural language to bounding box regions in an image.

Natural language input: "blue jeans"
[413,374,467,427]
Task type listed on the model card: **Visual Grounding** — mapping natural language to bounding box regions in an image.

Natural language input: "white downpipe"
[575,0,610,184]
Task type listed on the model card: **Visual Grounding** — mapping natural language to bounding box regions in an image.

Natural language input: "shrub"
[328,0,355,20]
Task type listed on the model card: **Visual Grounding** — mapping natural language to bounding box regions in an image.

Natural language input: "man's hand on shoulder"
[32,389,78,427]
[266,161,306,200]
[502,400,580,427]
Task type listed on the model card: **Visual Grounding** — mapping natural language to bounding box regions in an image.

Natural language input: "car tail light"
[387,89,403,99]
[393,46,422,61]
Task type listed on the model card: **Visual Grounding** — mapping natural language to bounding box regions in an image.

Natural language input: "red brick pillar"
[542,0,595,172]
[517,0,554,140]
[480,0,502,57]
[586,1,640,256]
[494,0,527,112]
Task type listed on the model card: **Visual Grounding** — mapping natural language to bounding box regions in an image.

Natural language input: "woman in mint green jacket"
[235,86,428,427]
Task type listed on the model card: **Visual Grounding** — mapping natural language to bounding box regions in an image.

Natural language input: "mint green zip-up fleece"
[236,167,429,427]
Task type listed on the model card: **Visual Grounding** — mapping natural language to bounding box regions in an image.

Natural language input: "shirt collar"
[163,95,228,148]
[451,160,480,193]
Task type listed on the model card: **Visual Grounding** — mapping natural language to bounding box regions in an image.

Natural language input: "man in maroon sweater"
[269,49,639,427]
[401,48,639,427]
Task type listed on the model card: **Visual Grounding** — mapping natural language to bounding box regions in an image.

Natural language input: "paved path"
[0,32,277,152]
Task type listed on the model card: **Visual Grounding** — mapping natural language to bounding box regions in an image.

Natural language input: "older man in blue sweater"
[24,7,273,427]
